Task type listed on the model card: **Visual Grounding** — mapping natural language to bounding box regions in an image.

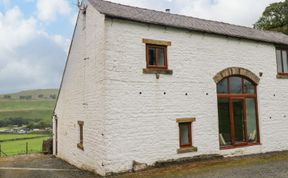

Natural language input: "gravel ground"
[0,152,288,178]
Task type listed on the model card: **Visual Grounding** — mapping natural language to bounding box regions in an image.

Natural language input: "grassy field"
[0,136,51,156]
[0,89,58,128]
[0,134,49,141]
[0,89,56,156]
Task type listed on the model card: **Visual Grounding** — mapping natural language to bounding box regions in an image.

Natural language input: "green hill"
[0,89,58,129]
[0,89,58,100]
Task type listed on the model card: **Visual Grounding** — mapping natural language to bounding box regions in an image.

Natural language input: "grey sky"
[0,0,280,94]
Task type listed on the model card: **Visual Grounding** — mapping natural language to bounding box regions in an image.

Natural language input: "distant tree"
[25,95,32,100]
[49,94,56,99]
[19,96,25,99]
[3,95,11,99]
[254,0,288,35]
[38,94,44,98]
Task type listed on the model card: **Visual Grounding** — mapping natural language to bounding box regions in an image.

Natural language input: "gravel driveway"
[0,152,288,178]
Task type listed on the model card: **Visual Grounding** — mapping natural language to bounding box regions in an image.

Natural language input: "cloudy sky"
[0,0,279,94]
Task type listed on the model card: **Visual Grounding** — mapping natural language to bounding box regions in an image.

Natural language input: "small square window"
[146,44,168,69]
[77,121,84,150]
[176,118,197,153]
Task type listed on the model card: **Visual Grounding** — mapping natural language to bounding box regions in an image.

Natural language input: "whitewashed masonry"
[53,0,288,176]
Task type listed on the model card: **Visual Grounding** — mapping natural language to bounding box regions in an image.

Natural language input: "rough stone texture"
[213,67,260,84]
[53,1,106,176]
[54,2,288,176]
[132,161,148,172]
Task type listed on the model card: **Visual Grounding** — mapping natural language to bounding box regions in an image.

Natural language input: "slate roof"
[88,0,288,46]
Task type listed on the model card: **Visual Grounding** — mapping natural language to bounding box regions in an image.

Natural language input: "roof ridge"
[88,0,288,45]
[93,0,285,36]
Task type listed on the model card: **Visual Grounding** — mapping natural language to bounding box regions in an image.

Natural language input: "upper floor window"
[146,44,167,69]
[276,48,288,75]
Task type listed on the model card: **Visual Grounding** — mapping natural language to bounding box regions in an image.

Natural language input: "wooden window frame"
[276,47,288,77]
[176,118,197,153]
[146,44,168,70]
[179,122,192,148]
[217,76,260,150]
[77,121,84,150]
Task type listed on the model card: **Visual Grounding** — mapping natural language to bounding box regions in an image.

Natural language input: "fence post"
[0,144,1,157]
[26,142,28,154]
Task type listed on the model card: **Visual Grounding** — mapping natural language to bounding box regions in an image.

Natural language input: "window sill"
[177,146,198,154]
[77,143,84,151]
[220,142,260,150]
[143,68,173,75]
[277,74,288,79]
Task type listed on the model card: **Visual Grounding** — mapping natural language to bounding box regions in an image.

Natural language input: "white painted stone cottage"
[53,0,288,176]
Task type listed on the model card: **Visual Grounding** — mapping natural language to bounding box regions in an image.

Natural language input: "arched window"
[217,76,260,149]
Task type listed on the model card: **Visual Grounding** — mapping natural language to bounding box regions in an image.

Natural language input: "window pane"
[218,98,231,146]
[217,78,228,94]
[246,98,258,143]
[233,99,245,144]
[243,79,255,94]
[158,47,165,66]
[229,76,242,93]
[282,50,288,73]
[276,49,283,73]
[179,123,190,145]
[148,47,156,65]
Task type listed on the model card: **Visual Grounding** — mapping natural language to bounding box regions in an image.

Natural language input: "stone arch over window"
[213,67,260,85]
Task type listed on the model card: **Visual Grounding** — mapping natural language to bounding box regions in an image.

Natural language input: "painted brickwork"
[54,2,288,176]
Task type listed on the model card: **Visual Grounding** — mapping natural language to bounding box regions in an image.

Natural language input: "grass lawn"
[0,136,51,156]
[0,134,49,141]
[0,100,55,112]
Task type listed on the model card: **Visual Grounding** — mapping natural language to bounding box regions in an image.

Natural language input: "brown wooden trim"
[145,44,168,69]
[143,38,171,46]
[177,146,197,154]
[179,122,192,148]
[221,142,261,150]
[143,68,173,75]
[176,118,196,123]
[277,74,288,79]
[217,76,260,149]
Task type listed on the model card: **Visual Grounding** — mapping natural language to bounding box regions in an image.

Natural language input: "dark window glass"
[246,98,258,143]
[233,99,245,144]
[218,98,231,146]
[276,49,282,73]
[148,47,156,65]
[217,75,259,148]
[217,78,228,94]
[158,47,165,66]
[243,79,255,94]
[230,76,242,93]
[276,48,288,74]
[282,50,288,73]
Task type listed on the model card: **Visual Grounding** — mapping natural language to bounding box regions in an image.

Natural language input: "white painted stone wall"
[54,3,288,176]
[103,18,288,173]
[54,1,107,176]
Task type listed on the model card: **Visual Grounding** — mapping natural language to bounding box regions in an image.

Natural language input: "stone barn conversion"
[53,0,288,176]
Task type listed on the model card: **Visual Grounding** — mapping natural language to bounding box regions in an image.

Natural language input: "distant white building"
[53,0,288,176]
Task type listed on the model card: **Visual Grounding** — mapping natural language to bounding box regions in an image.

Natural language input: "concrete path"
[0,152,288,178]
